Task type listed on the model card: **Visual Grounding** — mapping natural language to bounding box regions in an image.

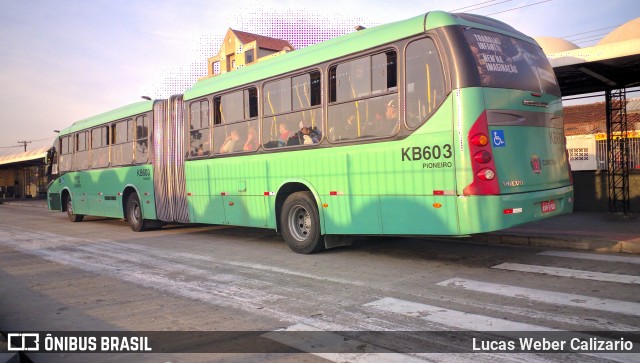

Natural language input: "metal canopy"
[548,39,640,96]
[553,54,640,96]
[0,146,49,168]
[547,39,640,214]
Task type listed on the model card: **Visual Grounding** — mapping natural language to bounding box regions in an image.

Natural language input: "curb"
[0,201,48,209]
[479,233,640,254]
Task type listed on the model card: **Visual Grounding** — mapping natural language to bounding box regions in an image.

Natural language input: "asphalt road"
[0,205,639,362]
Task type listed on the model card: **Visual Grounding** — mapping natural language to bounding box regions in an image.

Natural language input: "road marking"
[492,263,640,284]
[365,297,553,331]
[264,324,558,363]
[437,278,640,317]
[1,225,638,361]
[366,297,639,363]
[538,250,640,264]
[263,323,427,363]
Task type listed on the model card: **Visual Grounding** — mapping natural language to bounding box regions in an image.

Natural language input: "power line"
[562,25,619,39]
[449,0,510,12]
[570,33,611,42]
[485,0,552,16]
[0,147,22,157]
[454,0,513,13]
[452,0,613,48]
[17,141,32,152]
[0,136,55,149]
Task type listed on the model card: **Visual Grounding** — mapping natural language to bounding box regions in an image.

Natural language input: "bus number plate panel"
[541,200,556,214]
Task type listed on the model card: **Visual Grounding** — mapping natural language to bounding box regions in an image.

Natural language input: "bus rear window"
[464,29,560,96]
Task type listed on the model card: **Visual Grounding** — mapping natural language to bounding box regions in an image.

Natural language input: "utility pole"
[17,140,31,152]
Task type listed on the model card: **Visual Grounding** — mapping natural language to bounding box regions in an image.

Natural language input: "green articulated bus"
[47,10,573,253]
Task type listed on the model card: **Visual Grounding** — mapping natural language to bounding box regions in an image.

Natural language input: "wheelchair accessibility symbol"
[492,130,506,147]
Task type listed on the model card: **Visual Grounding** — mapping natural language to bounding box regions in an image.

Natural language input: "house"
[204,29,294,79]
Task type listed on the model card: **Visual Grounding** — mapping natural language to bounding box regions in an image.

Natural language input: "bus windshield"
[464,28,561,96]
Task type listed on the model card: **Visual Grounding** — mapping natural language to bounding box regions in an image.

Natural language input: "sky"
[0,0,638,155]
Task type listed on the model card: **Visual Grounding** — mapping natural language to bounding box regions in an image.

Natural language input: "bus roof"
[184,10,533,101]
[54,10,535,137]
[57,100,154,137]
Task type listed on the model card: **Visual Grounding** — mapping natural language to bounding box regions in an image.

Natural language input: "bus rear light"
[477,168,495,181]
[463,111,500,195]
[470,133,489,146]
[473,150,492,163]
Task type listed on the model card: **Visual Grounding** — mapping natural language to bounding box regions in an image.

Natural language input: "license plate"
[541,200,556,213]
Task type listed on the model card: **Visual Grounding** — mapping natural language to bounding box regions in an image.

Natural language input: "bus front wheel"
[126,192,147,232]
[65,194,84,222]
[280,192,324,254]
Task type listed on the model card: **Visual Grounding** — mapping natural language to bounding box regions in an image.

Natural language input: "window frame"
[261,69,323,150]
[110,118,134,166]
[90,125,110,169]
[327,48,399,144]
[187,98,212,158]
[134,114,150,164]
[403,36,449,130]
[73,131,90,171]
[211,86,260,156]
[58,135,73,173]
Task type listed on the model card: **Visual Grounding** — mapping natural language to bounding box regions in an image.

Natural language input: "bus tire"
[64,193,84,222]
[126,192,147,232]
[280,191,324,254]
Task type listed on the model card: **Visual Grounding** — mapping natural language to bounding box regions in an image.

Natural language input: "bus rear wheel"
[126,192,147,232]
[64,194,84,222]
[280,192,324,254]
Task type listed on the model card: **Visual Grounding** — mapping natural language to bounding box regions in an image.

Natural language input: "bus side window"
[214,87,259,154]
[90,126,109,169]
[59,136,73,172]
[188,99,211,157]
[111,119,133,166]
[405,38,446,129]
[74,131,89,171]
[328,50,398,142]
[262,73,322,149]
[135,115,150,164]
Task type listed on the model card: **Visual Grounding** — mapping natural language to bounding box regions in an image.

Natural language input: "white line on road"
[263,323,428,363]
[366,297,639,363]
[538,250,640,264]
[492,263,640,284]
[265,324,555,363]
[365,297,554,331]
[437,278,640,317]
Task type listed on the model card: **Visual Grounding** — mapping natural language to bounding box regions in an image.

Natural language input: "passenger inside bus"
[278,123,291,146]
[219,130,240,153]
[243,126,258,151]
[381,99,399,135]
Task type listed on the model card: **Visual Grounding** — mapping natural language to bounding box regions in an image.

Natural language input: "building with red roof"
[204,29,294,79]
